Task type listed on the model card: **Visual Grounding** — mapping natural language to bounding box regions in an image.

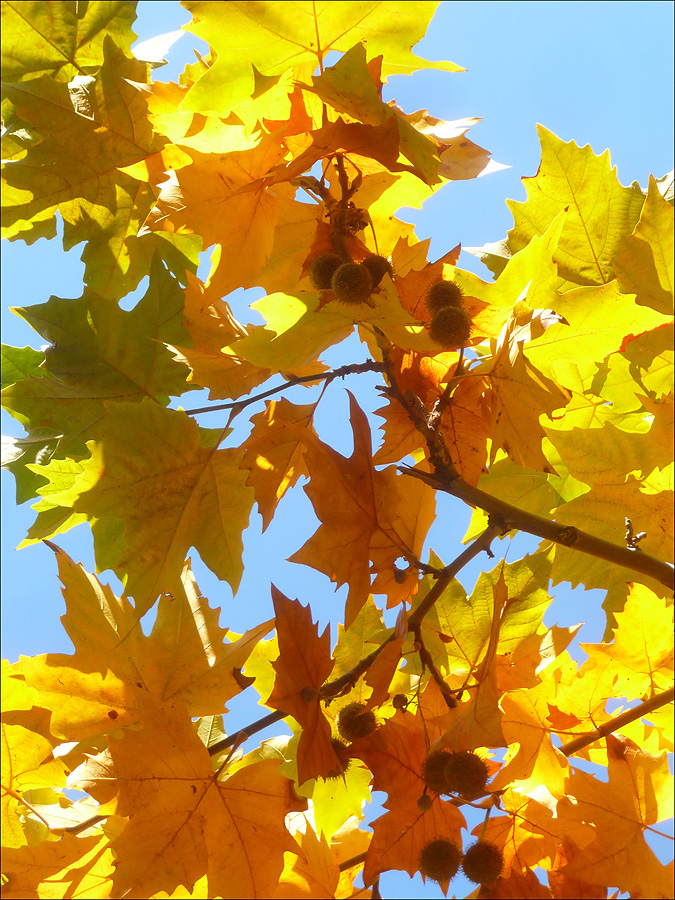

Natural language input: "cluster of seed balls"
[426,279,472,350]
[309,252,393,303]
[418,748,503,885]
[310,253,471,351]
[328,707,503,886]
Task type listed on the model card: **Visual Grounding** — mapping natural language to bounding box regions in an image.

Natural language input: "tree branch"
[184,360,386,417]
[405,466,674,591]
[379,344,674,592]
[559,685,674,757]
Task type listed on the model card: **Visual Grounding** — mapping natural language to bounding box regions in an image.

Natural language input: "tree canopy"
[1,2,673,898]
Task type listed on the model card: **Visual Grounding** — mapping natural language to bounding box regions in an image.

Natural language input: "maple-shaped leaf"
[7,547,271,742]
[214,291,352,378]
[489,301,572,471]
[276,813,371,898]
[267,587,340,785]
[507,126,645,287]
[12,255,192,407]
[288,391,435,625]
[550,582,675,741]
[613,174,674,316]
[548,841,609,900]
[43,399,253,616]
[2,40,162,298]
[168,272,271,401]
[550,735,673,897]
[488,677,569,798]
[70,695,305,898]
[1,0,137,85]
[421,549,555,685]
[480,867,554,899]
[274,819,340,899]
[304,43,458,184]
[181,1,462,115]
[240,397,317,531]
[0,833,115,899]
[524,278,670,395]
[478,788,559,877]
[139,134,297,298]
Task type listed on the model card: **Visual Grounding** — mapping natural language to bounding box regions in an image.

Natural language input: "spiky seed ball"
[429,305,472,349]
[336,702,377,741]
[392,693,408,710]
[426,280,465,315]
[361,254,393,287]
[309,252,343,290]
[331,262,373,304]
[417,793,433,812]
[443,751,489,798]
[418,839,462,884]
[422,749,453,794]
[462,841,504,884]
[326,738,351,779]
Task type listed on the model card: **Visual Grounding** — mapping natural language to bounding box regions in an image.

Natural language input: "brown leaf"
[289,392,435,625]
[266,587,340,784]
[241,398,317,531]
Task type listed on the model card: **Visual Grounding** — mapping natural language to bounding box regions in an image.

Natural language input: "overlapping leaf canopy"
[1,2,673,898]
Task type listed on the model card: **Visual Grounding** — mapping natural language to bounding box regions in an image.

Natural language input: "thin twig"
[559,685,674,757]
[184,360,385,417]
[411,623,458,708]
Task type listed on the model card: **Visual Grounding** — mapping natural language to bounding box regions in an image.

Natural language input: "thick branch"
[406,466,674,591]
[184,360,385,416]
[560,685,674,757]
[380,346,673,592]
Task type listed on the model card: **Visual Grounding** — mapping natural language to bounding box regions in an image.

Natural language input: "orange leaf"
[240,398,317,531]
[289,392,435,625]
[70,696,305,898]
[267,587,339,784]
[363,607,406,709]
[363,794,465,886]
[480,868,554,899]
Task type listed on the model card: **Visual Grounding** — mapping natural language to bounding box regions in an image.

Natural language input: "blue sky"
[2,2,673,897]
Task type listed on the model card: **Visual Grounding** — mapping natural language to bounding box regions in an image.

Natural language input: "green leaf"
[1,0,138,85]
[45,399,254,617]
[14,255,192,403]
[2,38,160,298]
[1,343,44,387]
